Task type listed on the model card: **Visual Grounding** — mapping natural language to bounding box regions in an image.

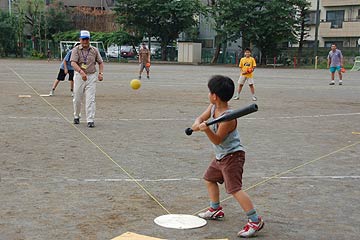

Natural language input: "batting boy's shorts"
[203,151,245,194]
[57,69,74,81]
[329,66,341,73]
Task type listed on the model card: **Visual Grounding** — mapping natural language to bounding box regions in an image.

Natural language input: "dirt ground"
[0,59,359,240]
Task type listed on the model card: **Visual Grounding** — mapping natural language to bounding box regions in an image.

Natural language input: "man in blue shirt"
[49,43,80,96]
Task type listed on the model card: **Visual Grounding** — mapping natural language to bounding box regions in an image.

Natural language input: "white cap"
[80,30,90,39]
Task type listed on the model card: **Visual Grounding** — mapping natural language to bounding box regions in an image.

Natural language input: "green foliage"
[46,1,75,39]
[293,0,311,42]
[209,0,306,63]
[115,0,204,60]
[53,30,140,47]
[0,11,17,56]
[31,49,45,58]
[13,0,46,53]
[92,31,142,46]
[292,0,311,63]
[53,31,80,42]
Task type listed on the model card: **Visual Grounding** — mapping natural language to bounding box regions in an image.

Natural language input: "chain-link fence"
[202,49,238,64]
[201,47,359,68]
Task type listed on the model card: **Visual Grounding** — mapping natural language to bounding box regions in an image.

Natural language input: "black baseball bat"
[185,103,258,136]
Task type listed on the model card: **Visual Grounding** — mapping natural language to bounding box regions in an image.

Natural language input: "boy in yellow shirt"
[233,48,257,101]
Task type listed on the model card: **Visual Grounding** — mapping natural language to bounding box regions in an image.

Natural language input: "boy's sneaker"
[252,96,257,101]
[339,81,343,85]
[198,207,224,220]
[49,90,54,96]
[237,216,264,238]
[71,92,74,97]
[329,81,335,85]
[233,95,239,100]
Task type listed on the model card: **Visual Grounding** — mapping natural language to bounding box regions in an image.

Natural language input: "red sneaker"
[198,206,224,220]
[237,216,264,238]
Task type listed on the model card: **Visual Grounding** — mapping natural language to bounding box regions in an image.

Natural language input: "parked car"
[120,45,137,58]
[107,44,120,58]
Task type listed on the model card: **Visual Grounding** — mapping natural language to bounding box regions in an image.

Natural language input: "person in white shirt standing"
[70,30,104,128]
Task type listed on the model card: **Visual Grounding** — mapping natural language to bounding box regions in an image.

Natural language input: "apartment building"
[307,0,360,48]
[198,0,241,51]
[199,0,360,50]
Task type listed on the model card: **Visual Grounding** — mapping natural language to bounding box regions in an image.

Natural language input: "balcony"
[322,0,360,7]
[319,19,360,37]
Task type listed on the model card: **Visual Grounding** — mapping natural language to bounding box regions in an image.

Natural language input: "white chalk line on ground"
[194,139,360,215]
[2,176,359,184]
[6,66,360,217]
[4,112,360,121]
[64,175,360,181]
[7,66,172,215]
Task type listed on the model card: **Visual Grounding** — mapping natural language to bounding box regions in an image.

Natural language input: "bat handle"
[185,128,193,136]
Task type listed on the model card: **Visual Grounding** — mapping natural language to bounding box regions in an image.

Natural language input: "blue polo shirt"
[60,51,74,70]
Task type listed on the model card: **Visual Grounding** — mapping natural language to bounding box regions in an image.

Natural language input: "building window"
[307,11,317,25]
[304,40,315,48]
[324,41,343,48]
[326,10,344,28]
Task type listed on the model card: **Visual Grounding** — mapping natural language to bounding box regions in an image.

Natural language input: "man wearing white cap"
[71,30,104,128]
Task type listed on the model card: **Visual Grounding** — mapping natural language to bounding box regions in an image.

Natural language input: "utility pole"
[314,0,320,58]
[8,0,11,15]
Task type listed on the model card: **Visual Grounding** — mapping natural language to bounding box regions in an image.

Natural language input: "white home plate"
[154,214,207,229]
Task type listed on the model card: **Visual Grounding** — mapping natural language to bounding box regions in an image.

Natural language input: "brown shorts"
[203,151,245,194]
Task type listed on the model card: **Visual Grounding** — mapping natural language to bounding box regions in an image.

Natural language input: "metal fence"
[201,47,360,68]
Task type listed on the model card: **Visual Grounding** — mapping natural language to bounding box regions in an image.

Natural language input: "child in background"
[49,43,80,97]
[234,48,257,101]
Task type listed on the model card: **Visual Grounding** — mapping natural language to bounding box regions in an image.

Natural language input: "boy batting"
[191,75,264,238]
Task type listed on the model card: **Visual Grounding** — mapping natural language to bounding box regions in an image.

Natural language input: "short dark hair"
[244,48,251,53]
[208,75,235,102]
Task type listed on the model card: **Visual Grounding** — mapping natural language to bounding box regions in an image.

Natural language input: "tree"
[53,30,141,48]
[46,1,75,39]
[0,11,17,56]
[12,0,26,57]
[115,0,204,60]
[95,31,142,47]
[206,0,253,63]
[208,0,300,64]
[13,0,46,53]
[293,0,311,65]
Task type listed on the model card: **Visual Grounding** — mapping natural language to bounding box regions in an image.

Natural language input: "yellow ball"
[130,79,141,90]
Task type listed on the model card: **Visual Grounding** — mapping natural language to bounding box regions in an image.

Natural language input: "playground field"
[1,59,359,240]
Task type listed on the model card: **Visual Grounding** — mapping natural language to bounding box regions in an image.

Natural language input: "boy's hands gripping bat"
[185,103,258,136]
